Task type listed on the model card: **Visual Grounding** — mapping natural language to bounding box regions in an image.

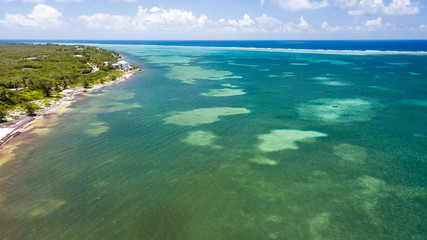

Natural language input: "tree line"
[0,43,125,121]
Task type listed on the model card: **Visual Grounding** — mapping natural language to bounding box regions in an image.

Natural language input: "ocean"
[0,41,426,239]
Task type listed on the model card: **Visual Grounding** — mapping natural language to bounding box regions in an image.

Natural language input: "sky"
[0,0,426,40]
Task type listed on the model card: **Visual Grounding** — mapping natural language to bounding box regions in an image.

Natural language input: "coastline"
[0,68,141,151]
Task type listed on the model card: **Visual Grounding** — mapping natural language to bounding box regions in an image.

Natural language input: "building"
[112,60,131,71]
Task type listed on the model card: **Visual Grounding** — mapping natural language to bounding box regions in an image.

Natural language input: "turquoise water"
[1,45,426,239]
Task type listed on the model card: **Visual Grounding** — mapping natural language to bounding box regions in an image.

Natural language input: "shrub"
[23,102,40,116]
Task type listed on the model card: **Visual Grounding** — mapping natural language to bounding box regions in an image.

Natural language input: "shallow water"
[0,45,426,239]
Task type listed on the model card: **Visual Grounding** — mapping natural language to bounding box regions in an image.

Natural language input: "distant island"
[0,43,141,146]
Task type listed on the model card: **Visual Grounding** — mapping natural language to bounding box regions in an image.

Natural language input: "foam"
[297,98,376,123]
[166,65,242,84]
[183,130,221,148]
[257,129,327,152]
[164,107,250,126]
[200,88,246,97]
[85,122,110,137]
[249,155,278,166]
[333,143,367,164]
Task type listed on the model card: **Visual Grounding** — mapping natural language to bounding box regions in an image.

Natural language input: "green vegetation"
[0,43,126,121]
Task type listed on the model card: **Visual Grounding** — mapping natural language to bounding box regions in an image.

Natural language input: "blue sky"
[0,0,426,40]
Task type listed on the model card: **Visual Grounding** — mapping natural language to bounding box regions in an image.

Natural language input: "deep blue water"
[1,40,427,51]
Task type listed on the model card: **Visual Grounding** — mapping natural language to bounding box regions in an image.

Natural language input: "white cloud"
[298,16,309,28]
[255,14,284,29]
[383,0,419,15]
[78,7,314,35]
[79,6,208,32]
[78,13,131,31]
[364,17,383,31]
[270,0,329,11]
[419,24,426,30]
[339,0,420,16]
[228,14,255,27]
[279,16,314,32]
[223,14,314,33]
[2,0,83,2]
[224,14,283,33]
[321,21,341,32]
[23,0,45,3]
[0,4,63,28]
[333,0,360,8]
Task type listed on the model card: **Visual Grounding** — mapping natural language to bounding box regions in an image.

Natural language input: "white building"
[112,60,131,70]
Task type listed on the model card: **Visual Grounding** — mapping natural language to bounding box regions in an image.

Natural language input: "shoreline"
[0,68,141,149]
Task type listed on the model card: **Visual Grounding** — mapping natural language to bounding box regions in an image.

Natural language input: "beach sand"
[0,69,141,167]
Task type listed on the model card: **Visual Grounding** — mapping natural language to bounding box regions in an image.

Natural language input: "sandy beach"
[0,68,141,157]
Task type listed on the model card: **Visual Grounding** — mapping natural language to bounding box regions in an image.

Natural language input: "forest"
[0,43,125,121]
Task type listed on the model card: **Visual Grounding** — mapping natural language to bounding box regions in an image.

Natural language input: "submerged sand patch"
[319,80,351,86]
[200,88,246,97]
[313,76,351,86]
[221,84,239,88]
[82,102,142,114]
[164,107,250,126]
[297,98,376,123]
[7,198,67,218]
[0,142,18,168]
[290,62,310,66]
[166,65,242,84]
[333,143,368,164]
[402,99,427,107]
[307,59,351,65]
[257,129,327,152]
[408,72,421,76]
[385,62,410,66]
[309,212,331,240]
[368,85,391,91]
[85,122,110,137]
[249,155,278,166]
[183,130,222,148]
[355,176,387,211]
[28,199,66,218]
[145,55,193,65]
